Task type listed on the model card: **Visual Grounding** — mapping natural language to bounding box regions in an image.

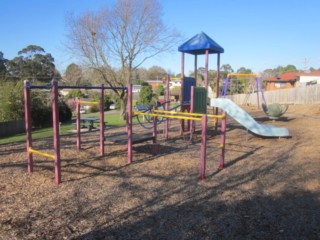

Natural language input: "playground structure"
[221,73,267,109]
[24,77,227,185]
[210,98,290,137]
[221,73,288,119]
[178,32,224,131]
[23,80,126,185]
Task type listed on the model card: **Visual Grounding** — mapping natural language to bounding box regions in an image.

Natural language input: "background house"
[297,70,320,86]
[265,71,320,91]
[265,72,298,91]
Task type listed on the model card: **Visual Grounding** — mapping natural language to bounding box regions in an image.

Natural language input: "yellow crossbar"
[153,110,225,119]
[78,101,99,105]
[29,147,55,159]
[133,111,201,121]
[227,73,258,77]
[133,112,225,121]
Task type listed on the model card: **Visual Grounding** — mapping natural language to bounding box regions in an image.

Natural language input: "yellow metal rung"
[29,147,55,159]
[78,101,99,105]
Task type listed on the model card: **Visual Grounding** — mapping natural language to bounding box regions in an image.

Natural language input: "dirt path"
[0,104,319,239]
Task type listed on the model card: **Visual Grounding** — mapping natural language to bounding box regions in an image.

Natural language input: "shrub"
[65,89,85,99]
[89,104,99,113]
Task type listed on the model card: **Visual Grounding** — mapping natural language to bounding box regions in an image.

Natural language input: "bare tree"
[66,0,180,117]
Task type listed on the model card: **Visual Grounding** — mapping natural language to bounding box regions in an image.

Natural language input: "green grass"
[0,111,137,145]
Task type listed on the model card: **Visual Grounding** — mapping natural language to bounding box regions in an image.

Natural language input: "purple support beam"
[200,114,207,180]
[255,78,260,109]
[164,75,170,139]
[76,98,81,151]
[127,84,133,164]
[100,84,105,156]
[219,114,226,169]
[52,80,61,185]
[24,80,33,173]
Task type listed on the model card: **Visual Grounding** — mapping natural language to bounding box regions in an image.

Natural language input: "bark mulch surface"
[0,104,319,239]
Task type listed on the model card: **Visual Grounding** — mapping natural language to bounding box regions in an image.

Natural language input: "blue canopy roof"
[178,32,224,55]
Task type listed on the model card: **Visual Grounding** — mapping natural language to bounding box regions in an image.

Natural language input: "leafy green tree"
[220,64,234,79]
[155,84,164,96]
[138,84,154,106]
[65,63,83,85]
[281,64,298,73]
[236,67,252,74]
[0,52,8,81]
[0,81,24,121]
[65,89,85,99]
[6,45,59,83]
[147,66,167,80]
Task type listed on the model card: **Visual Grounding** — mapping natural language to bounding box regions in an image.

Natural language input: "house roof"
[178,32,224,55]
[297,70,320,76]
[265,72,299,82]
[266,70,320,82]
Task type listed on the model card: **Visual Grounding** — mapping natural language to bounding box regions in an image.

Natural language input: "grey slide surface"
[210,98,290,137]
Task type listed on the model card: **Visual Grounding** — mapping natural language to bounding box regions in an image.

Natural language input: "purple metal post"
[219,114,226,169]
[221,77,230,97]
[164,75,170,139]
[52,80,61,185]
[100,84,105,156]
[24,80,33,173]
[200,114,207,180]
[255,77,260,109]
[127,84,133,163]
[76,98,81,151]
[256,77,267,108]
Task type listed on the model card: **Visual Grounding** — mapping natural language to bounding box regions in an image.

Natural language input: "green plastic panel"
[193,87,207,114]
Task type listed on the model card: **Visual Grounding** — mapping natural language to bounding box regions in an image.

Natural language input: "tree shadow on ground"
[76,189,320,240]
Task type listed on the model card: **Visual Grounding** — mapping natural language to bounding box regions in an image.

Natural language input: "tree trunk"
[119,95,128,120]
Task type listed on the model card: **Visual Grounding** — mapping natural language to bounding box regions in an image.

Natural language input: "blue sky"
[1,0,320,75]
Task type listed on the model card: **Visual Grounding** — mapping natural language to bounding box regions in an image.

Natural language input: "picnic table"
[79,117,99,131]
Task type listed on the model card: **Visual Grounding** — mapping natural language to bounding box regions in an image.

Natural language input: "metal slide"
[210,98,290,137]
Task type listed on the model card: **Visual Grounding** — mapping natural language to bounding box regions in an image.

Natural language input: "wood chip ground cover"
[0,104,319,239]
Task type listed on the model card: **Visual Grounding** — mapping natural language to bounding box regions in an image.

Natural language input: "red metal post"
[190,86,194,142]
[194,54,198,85]
[219,113,226,169]
[76,98,81,151]
[100,84,104,156]
[205,49,209,88]
[152,107,158,155]
[216,53,221,98]
[52,80,61,185]
[214,53,221,130]
[200,114,207,180]
[24,80,33,173]
[180,52,185,136]
[127,84,133,163]
[164,75,170,139]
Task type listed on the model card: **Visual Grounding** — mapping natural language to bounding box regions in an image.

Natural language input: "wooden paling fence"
[227,84,320,106]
